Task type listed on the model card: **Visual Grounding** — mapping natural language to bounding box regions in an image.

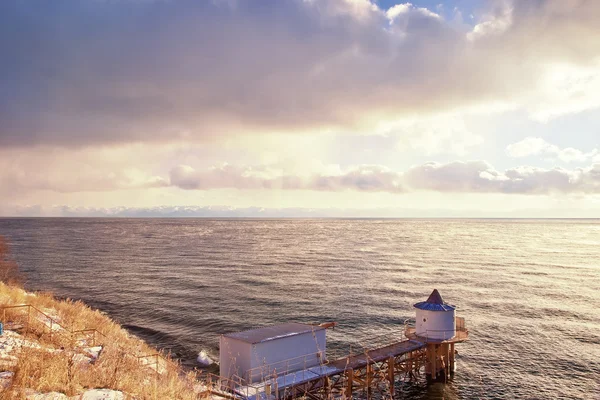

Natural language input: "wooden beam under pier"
[271,340,426,399]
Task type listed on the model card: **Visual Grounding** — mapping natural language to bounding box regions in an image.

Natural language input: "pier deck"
[234,339,426,400]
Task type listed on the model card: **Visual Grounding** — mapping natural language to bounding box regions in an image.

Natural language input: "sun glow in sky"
[1,0,600,217]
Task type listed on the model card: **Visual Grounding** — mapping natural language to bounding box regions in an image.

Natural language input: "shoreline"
[43,290,218,373]
[0,283,209,399]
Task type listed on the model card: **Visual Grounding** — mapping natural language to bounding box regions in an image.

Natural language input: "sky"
[1,0,599,217]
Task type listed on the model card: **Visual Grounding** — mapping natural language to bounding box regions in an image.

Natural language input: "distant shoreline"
[2,216,599,220]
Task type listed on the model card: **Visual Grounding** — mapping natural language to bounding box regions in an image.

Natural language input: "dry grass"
[0,283,204,399]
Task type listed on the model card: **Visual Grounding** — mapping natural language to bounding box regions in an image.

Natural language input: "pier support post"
[366,363,373,399]
[428,344,436,383]
[387,356,395,395]
[450,343,455,375]
[425,343,455,383]
[445,344,450,381]
[427,344,445,383]
[425,346,430,382]
[345,368,353,399]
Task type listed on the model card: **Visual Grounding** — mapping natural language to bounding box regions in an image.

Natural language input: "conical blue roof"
[414,289,456,312]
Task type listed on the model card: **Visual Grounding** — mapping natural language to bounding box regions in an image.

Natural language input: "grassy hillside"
[0,283,205,399]
[0,236,205,399]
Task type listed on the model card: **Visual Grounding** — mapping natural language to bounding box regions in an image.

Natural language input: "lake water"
[1,218,599,399]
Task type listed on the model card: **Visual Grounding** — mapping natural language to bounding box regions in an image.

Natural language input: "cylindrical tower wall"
[415,309,456,340]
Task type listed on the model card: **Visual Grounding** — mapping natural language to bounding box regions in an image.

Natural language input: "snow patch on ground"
[24,389,126,400]
[138,355,167,374]
[0,371,13,389]
[84,346,103,361]
[77,389,125,399]
[0,330,42,364]
[56,346,104,365]
[26,391,68,399]
[38,310,65,332]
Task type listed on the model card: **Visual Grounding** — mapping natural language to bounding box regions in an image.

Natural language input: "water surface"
[1,218,599,399]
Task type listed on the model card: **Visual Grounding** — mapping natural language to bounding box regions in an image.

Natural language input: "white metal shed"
[219,322,327,383]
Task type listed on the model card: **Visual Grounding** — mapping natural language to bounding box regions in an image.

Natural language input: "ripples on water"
[1,218,599,399]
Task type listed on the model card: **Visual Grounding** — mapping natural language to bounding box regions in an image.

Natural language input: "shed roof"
[222,323,325,344]
[414,289,456,312]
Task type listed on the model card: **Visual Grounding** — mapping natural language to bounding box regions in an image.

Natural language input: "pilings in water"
[424,342,456,383]
[281,346,428,400]
[287,328,468,398]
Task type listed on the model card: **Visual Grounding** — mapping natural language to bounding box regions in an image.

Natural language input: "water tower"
[414,289,456,340]
[405,289,468,383]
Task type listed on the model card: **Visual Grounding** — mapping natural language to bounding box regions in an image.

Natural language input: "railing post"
[304,354,308,379]
[26,306,31,336]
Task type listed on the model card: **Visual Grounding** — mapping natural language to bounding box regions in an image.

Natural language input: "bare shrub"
[0,236,24,286]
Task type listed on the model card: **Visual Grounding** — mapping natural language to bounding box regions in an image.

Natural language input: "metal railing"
[0,304,108,344]
[203,372,248,397]
[208,351,331,399]
[404,316,468,341]
[456,316,467,331]
[71,328,105,347]
[245,350,327,384]
[0,304,166,374]
[341,329,406,358]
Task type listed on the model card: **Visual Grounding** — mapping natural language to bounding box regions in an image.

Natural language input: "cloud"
[467,0,513,41]
[527,62,600,122]
[405,161,600,194]
[386,3,441,22]
[3,142,599,196]
[1,0,600,147]
[169,164,406,193]
[0,145,170,194]
[168,160,600,195]
[391,115,483,156]
[506,137,598,163]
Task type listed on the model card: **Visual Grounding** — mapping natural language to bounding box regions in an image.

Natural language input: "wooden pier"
[278,339,427,399]
[209,317,468,399]
[210,290,469,400]
[208,339,427,400]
